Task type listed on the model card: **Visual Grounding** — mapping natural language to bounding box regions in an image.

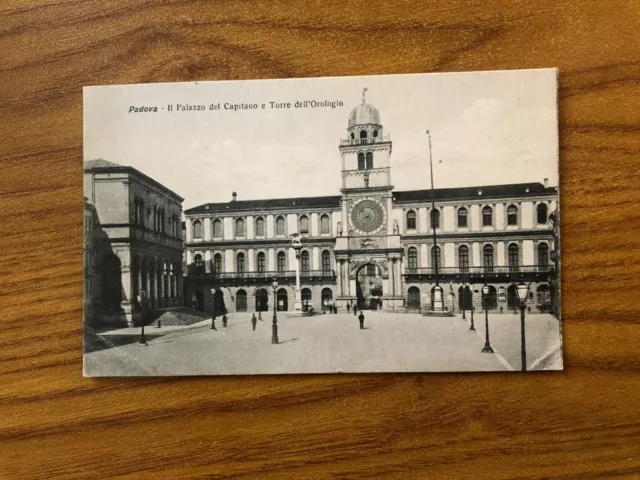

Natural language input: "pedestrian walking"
[333,305,338,314]
[346,303,351,314]
[251,313,257,331]
[358,311,365,329]
[353,305,358,316]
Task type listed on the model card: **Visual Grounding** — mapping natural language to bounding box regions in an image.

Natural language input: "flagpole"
[427,130,443,312]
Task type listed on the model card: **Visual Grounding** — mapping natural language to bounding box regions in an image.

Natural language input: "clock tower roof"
[347,88,381,128]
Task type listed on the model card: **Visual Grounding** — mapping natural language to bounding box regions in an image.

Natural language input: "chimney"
[232,192,237,202]
[544,178,549,188]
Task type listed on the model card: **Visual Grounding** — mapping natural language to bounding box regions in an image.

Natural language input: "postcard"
[83,69,562,376]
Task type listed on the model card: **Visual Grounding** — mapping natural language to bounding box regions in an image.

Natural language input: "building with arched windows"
[183,92,558,316]
[84,159,184,326]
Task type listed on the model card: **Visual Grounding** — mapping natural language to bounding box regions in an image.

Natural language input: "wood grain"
[1,1,639,478]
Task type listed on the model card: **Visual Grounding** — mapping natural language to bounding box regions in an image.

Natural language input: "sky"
[84,69,559,210]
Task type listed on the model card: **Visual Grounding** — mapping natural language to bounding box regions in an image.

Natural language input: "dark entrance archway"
[236,289,247,312]
[355,263,383,310]
[407,286,421,310]
[321,288,333,311]
[301,288,312,311]
[507,285,519,311]
[484,285,498,310]
[255,288,268,313]
[277,288,288,311]
[458,286,472,310]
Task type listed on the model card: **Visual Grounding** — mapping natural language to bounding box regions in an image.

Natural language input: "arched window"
[482,206,493,227]
[365,151,373,169]
[507,205,518,226]
[134,198,139,225]
[457,207,468,228]
[276,216,285,236]
[277,251,286,272]
[213,219,222,238]
[153,206,158,231]
[357,152,365,170]
[255,217,265,237]
[160,208,166,233]
[360,130,367,140]
[373,129,378,138]
[538,243,549,268]
[236,252,245,273]
[213,253,222,273]
[322,250,331,273]
[408,247,418,269]
[300,251,310,272]
[320,214,330,234]
[430,209,440,229]
[194,254,203,273]
[431,246,441,269]
[459,245,469,272]
[235,218,245,237]
[139,199,145,228]
[406,210,416,230]
[537,203,548,224]
[508,243,519,271]
[483,245,494,272]
[350,132,355,140]
[257,252,266,274]
[299,215,309,235]
[193,220,203,239]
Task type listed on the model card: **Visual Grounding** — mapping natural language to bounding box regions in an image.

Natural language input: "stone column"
[120,265,134,325]
[336,259,343,296]
[390,258,396,296]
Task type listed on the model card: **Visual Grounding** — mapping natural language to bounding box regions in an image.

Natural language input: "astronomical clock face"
[349,197,387,235]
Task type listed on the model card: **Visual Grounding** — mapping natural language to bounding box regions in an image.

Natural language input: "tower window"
[373,129,378,138]
[507,205,518,226]
[299,215,309,235]
[408,247,418,269]
[406,210,416,230]
[458,207,468,228]
[235,218,245,237]
[256,217,265,236]
[482,206,493,226]
[357,152,365,170]
[276,216,285,235]
[537,203,548,224]
[300,251,310,272]
[320,214,330,234]
[431,209,440,229]
[360,130,367,140]
[365,151,373,169]
[459,245,469,272]
[350,132,355,140]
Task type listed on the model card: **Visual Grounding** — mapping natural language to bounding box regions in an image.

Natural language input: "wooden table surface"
[1,1,639,478]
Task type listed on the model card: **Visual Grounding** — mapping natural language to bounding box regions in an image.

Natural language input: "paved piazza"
[84,312,562,376]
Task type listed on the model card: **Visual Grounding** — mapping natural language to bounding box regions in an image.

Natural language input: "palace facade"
[84,159,184,326]
[183,96,558,316]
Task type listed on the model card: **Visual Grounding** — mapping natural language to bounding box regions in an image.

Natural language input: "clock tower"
[334,89,405,312]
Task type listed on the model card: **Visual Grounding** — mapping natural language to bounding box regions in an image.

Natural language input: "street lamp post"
[461,281,467,320]
[516,282,530,372]
[481,284,494,353]
[469,283,475,331]
[211,288,217,330]
[271,277,279,344]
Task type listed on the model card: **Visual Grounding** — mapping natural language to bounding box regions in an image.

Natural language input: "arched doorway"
[277,288,288,311]
[321,288,333,311]
[101,254,122,313]
[483,286,498,310]
[301,288,312,311]
[194,290,204,311]
[537,284,551,312]
[236,289,247,312]
[507,285,519,311]
[255,288,268,312]
[355,263,383,309]
[458,286,472,310]
[407,286,421,310]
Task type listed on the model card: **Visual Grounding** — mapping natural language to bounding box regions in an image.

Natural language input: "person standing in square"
[358,311,365,329]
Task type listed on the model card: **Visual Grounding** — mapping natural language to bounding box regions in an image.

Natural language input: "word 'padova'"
[129,106,158,113]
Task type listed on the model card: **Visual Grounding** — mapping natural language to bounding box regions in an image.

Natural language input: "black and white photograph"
[83,69,562,376]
